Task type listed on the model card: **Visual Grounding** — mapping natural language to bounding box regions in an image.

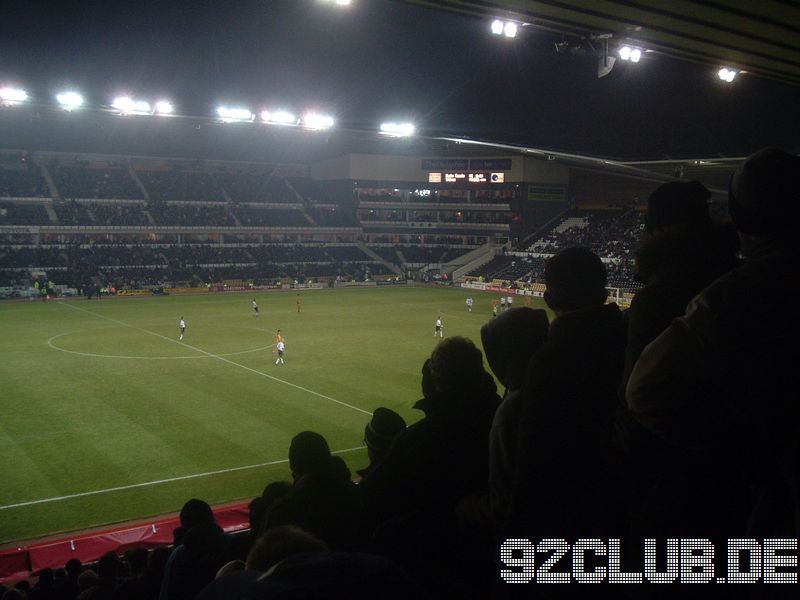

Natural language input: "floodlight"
[302,112,334,130]
[334,0,351,4]
[56,91,84,111]
[379,122,415,137]
[630,48,642,62]
[491,20,504,35]
[503,22,517,38]
[618,46,632,61]
[216,106,254,123]
[155,101,174,115]
[0,87,28,105]
[112,96,152,115]
[262,110,297,125]
[718,67,737,82]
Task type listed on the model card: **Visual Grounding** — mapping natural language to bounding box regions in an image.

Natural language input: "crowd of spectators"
[528,208,643,258]
[0,202,51,225]
[308,207,358,227]
[0,165,49,198]
[55,166,142,200]
[150,205,236,227]
[234,208,308,228]
[217,173,296,203]
[138,170,225,203]
[53,202,151,226]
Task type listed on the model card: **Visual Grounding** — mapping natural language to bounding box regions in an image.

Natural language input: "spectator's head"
[250,481,292,534]
[96,551,119,584]
[729,147,800,238]
[36,568,54,588]
[364,408,406,465]
[76,569,98,591]
[481,307,549,391]
[65,558,82,579]
[645,180,712,234]
[289,431,331,480]
[246,526,328,572]
[179,498,215,529]
[428,336,486,404]
[544,247,608,314]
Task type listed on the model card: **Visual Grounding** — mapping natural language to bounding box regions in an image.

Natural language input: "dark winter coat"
[623,223,741,388]
[626,234,799,538]
[511,302,627,538]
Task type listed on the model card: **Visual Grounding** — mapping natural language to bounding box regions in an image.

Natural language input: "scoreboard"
[428,172,505,184]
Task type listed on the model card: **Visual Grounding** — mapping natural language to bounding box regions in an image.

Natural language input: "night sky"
[2,0,798,159]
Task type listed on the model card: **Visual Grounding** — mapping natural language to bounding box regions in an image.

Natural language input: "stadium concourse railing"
[0,503,250,585]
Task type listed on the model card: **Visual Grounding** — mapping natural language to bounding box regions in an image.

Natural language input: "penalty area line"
[57,301,372,417]
[0,446,366,511]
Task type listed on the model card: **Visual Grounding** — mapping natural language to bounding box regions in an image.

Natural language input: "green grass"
[0,285,550,544]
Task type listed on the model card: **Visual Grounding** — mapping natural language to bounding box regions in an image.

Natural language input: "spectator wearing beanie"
[357,408,407,480]
[261,431,369,551]
[626,148,800,539]
[511,247,626,540]
[623,179,741,389]
[159,499,232,600]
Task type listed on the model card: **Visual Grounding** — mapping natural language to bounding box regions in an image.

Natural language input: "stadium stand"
[2,148,795,600]
[0,201,51,225]
[0,164,49,198]
[54,164,142,200]
[137,169,224,203]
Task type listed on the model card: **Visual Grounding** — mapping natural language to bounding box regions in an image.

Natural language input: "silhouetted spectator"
[29,568,54,600]
[623,180,740,388]
[360,338,500,595]
[361,337,500,523]
[113,548,151,600]
[459,307,549,535]
[261,432,369,551]
[356,408,407,480]
[77,552,118,600]
[511,247,626,539]
[249,482,292,539]
[160,499,232,600]
[626,148,800,539]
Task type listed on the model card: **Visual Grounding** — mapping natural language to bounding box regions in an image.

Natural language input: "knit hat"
[364,408,406,456]
[728,147,800,236]
[289,431,331,477]
[645,180,711,234]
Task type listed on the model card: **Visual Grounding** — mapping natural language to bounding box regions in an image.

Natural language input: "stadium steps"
[357,242,402,275]
[42,201,59,224]
[448,243,497,280]
[39,163,61,202]
[228,209,243,227]
[516,205,572,252]
[301,209,318,226]
[128,166,151,203]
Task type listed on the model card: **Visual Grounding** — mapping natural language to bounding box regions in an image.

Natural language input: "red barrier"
[0,502,249,584]
[0,548,29,583]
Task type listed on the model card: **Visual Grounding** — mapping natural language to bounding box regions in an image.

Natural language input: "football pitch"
[0,285,551,544]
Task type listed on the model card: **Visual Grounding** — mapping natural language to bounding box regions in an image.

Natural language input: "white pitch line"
[0,446,366,511]
[47,331,275,360]
[58,301,372,416]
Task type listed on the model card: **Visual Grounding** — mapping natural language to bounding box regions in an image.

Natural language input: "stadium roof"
[395,0,800,86]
